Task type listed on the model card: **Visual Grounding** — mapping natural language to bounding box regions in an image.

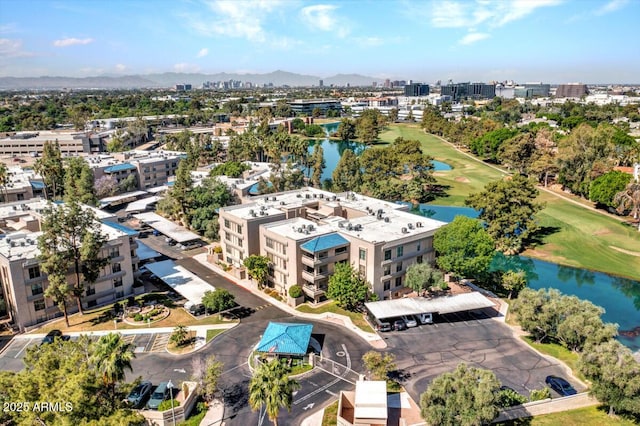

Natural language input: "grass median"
[379,124,640,281]
[296,301,375,333]
[497,405,638,425]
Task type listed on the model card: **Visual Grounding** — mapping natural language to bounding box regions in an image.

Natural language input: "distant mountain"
[0,71,382,90]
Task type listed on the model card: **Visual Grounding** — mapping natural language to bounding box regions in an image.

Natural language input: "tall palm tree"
[0,162,8,202]
[614,182,640,230]
[91,333,135,405]
[249,359,300,426]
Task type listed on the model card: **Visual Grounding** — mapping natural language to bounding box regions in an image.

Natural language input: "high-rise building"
[441,82,496,101]
[404,83,430,97]
[319,79,323,87]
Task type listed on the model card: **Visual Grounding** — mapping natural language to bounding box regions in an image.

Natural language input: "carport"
[365,292,495,323]
[133,212,201,244]
[125,196,162,213]
[99,190,148,208]
[142,259,214,305]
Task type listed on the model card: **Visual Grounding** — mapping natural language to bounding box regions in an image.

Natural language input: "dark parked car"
[393,319,407,331]
[377,322,392,332]
[127,381,153,408]
[146,382,170,410]
[545,375,577,396]
[41,330,70,345]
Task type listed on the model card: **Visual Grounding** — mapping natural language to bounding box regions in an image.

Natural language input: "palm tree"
[614,182,640,230]
[249,359,300,426]
[0,162,7,202]
[91,333,135,405]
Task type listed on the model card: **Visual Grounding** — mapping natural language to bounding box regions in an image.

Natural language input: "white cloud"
[174,63,201,73]
[114,64,127,72]
[0,23,19,34]
[300,4,350,37]
[197,48,209,58]
[0,38,33,58]
[52,37,94,47]
[459,32,490,45]
[595,0,629,15]
[429,0,562,28]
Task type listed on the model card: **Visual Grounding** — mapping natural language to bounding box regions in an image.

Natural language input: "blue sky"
[1,0,638,83]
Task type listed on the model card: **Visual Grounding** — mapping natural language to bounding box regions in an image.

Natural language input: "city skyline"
[1,0,639,84]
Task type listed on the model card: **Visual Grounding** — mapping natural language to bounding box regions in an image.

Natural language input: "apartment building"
[0,199,138,331]
[0,166,45,204]
[0,130,110,157]
[217,188,446,302]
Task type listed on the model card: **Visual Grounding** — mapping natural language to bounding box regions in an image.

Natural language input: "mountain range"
[0,70,383,90]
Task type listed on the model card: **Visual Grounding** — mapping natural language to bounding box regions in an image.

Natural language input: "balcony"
[302,285,327,298]
[302,269,328,282]
[300,251,349,266]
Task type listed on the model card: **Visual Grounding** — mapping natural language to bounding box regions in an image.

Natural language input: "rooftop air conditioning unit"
[249,209,254,215]
[331,195,337,201]
[297,227,303,233]
[272,197,277,201]
[408,223,414,230]
[304,229,310,235]
[305,194,310,199]
[417,222,423,228]
[377,209,383,215]
[347,223,353,231]
[296,194,302,198]
[319,194,324,198]
[301,224,306,230]
[355,224,362,231]
[384,217,390,223]
[313,194,317,198]
[308,225,314,231]
[338,222,344,228]
[260,211,265,216]
[401,227,408,233]
[280,201,285,205]
[377,213,383,220]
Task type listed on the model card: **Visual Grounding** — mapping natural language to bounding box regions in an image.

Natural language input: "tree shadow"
[524,225,561,247]
[221,380,250,415]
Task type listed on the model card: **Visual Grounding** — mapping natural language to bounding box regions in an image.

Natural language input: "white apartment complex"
[217,187,446,302]
[0,199,139,331]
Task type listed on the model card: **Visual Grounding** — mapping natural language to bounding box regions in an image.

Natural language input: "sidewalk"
[200,398,225,426]
[192,253,386,349]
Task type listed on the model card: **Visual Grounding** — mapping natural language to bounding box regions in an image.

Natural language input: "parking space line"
[144,333,157,352]
[14,339,33,359]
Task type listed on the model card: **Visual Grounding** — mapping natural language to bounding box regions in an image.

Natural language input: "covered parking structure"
[125,196,162,213]
[99,190,148,208]
[133,212,201,244]
[364,292,495,325]
[142,259,214,306]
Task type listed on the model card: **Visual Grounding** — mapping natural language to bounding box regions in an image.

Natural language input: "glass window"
[335,246,348,255]
[34,299,45,311]
[28,266,40,280]
[384,250,391,261]
[383,280,390,291]
[397,246,404,257]
[31,283,43,296]
[395,277,402,287]
[112,263,122,273]
[417,255,423,264]
[417,242,421,251]
[359,248,366,261]
[224,219,230,229]
[86,287,95,296]
[114,278,123,287]
[384,266,391,276]
[396,262,402,273]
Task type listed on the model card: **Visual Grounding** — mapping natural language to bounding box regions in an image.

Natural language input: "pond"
[432,160,452,171]
[404,202,480,223]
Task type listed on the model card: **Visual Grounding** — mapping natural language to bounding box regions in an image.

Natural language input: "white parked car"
[402,315,418,327]
[417,313,433,324]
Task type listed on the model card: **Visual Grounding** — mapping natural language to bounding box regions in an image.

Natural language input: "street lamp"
[167,380,176,426]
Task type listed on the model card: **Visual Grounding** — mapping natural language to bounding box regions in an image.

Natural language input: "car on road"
[127,381,153,408]
[41,330,70,345]
[146,381,171,410]
[545,375,577,396]
[393,319,407,331]
[402,315,417,328]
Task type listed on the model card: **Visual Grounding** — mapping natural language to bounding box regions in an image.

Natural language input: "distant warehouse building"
[555,83,589,98]
[288,99,342,116]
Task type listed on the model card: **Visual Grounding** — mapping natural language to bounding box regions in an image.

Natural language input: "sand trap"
[455,176,471,183]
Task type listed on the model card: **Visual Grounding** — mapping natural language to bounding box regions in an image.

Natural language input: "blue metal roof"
[104,163,136,173]
[300,233,349,253]
[256,322,313,355]
[103,221,139,236]
[30,181,46,189]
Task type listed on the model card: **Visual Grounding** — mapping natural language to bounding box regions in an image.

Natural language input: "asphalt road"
[380,309,586,401]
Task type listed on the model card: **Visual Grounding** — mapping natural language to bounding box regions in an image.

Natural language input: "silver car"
[402,315,418,327]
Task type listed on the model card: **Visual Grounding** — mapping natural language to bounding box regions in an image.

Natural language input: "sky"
[0,0,639,83]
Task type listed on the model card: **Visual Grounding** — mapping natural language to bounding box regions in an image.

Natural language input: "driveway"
[379,310,585,401]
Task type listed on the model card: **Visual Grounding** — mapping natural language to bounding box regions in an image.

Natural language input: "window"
[88,300,97,308]
[236,223,243,233]
[383,266,391,276]
[17,193,24,200]
[417,242,421,251]
[28,266,40,280]
[335,246,348,255]
[31,283,43,296]
[396,262,402,273]
[109,247,120,258]
[112,263,122,273]
[224,219,230,229]
[383,280,391,291]
[114,278,123,287]
[397,246,404,257]
[318,251,328,259]
[266,237,274,248]
[34,299,45,311]
[115,291,124,299]
[359,248,366,261]
[86,287,95,296]
[417,255,423,264]
[384,250,391,261]
[395,277,402,287]
[359,265,366,276]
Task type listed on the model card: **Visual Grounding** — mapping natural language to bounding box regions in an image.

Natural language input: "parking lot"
[378,309,585,401]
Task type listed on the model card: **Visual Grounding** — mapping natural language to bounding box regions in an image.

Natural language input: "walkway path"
[192,253,386,349]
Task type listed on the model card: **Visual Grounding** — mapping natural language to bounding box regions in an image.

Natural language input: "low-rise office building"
[0,166,45,204]
[217,188,446,302]
[288,99,342,116]
[0,199,139,331]
[0,130,111,157]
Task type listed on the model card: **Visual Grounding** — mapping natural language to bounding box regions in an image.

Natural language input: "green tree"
[0,162,7,202]
[433,216,495,281]
[419,363,501,426]
[202,289,236,316]
[64,157,97,205]
[614,182,640,230]
[501,270,527,300]
[170,325,189,347]
[106,132,126,153]
[528,387,551,401]
[243,255,271,289]
[470,128,518,161]
[94,175,118,199]
[497,132,537,174]
[332,149,362,192]
[117,174,138,193]
[405,263,444,295]
[579,339,640,417]
[362,351,396,382]
[172,159,193,224]
[497,388,527,408]
[91,333,135,407]
[355,109,385,144]
[327,262,372,311]
[209,161,250,178]
[248,359,301,426]
[589,170,632,208]
[34,140,65,200]
[191,355,224,402]
[466,174,543,254]
[309,143,325,188]
[41,253,73,327]
[336,118,356,141]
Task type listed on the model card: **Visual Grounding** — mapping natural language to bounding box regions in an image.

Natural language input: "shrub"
[289,285,303,299]
[134,313,143,321]
[157,399,180,411]
[529,387,551,401]
[497,388,527,408]
[127,296,136,307]
[213,246,222,254]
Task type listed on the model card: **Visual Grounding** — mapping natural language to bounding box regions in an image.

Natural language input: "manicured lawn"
[379,124,640,280]
[521,336,585,382]
[206,328,225,343]
[296,301,375,333]
[498,405,638,425]
[321,400,339,426]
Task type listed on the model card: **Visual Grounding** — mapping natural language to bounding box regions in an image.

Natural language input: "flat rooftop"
[262,217,334,241]
[365,292,495,319]
[143,260,214,305]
